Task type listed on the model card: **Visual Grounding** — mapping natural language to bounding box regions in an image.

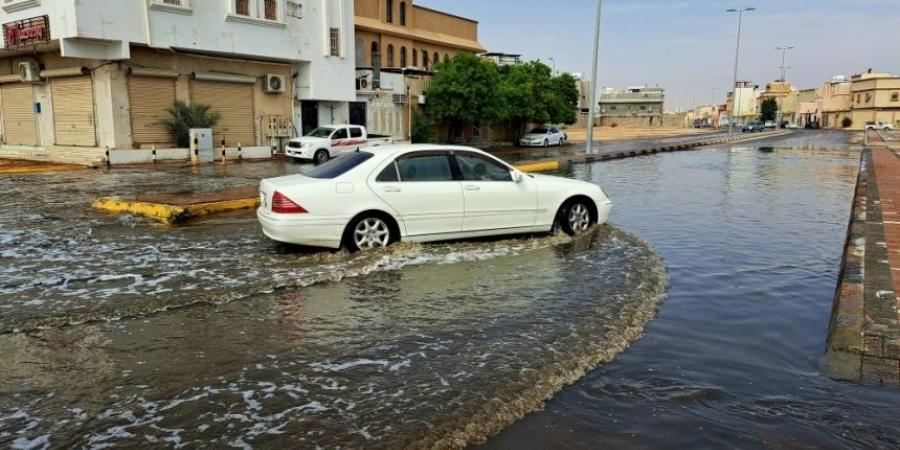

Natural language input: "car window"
[550,128,559,134]
[349,127,364,138]
[304,152,373,179]
[307,127,335,138]
[455,153,513,182]
[397,154,453,182]
[332,128,349,140]
[376,163,399,182]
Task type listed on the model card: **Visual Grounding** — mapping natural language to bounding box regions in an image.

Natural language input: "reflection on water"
[484,131,900,449]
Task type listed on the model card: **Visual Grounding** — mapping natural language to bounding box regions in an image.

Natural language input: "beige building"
[353,0,485,140]
[758,81,798,124]
[849,70,900,130]
[818,76,852,129]
[724,81,758,126]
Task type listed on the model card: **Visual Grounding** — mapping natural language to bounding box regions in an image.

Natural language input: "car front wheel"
[314,150,330,165]
[557,199,595,236]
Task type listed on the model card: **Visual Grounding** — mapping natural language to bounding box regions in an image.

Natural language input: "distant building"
[480,52,521,67]
[725,81,758,126]
[849,69,900,130]
[818,76,852,129]
[353,0,486,140]
[758,81,798,124]
[598,86,665,128]
[796,88,819,128]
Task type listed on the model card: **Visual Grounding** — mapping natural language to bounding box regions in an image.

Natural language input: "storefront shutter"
[51,76,96,146]
[190,80,256,146]
[1,83,38,146]
[129,76,177,147]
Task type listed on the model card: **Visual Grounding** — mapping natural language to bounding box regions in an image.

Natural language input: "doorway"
[300,101,319,136]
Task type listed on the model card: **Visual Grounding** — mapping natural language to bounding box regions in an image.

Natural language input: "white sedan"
[519,127,566,147]
[257,145,612,251]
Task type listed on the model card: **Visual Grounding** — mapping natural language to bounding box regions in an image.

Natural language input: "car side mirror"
[512,170,524,183]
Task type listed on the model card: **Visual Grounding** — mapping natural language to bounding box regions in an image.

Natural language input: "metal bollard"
[152,146,157,164]
[105,146,111,169]
[221,144,227,165]
[237,143,242,161]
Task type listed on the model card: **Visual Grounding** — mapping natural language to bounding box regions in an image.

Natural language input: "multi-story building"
[597,86,665,128]
[480,52,521,67]
[819,76,852,129]
[758,80,798,125]
[353,0,485,140]
[724,81,757,126]
[795,88,818,128]
[849,69,900,130]
[0,0,354,165]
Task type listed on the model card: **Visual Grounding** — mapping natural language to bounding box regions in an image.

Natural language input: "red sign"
[3,16,50,48]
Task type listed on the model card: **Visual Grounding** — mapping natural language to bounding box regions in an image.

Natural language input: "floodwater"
[2,131,899,449]
[485,131,900,449]
[0,160,667,448]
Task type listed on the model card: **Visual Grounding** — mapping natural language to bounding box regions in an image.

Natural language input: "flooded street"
[2,131,900,449]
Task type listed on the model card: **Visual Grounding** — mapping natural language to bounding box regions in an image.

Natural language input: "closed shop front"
[191,80,256,146]
[51,75,96,147]
[129,74,177,147]
[0,83,38,146]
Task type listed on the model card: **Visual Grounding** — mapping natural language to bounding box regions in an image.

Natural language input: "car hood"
[290,136,330,146]
[521,134,547,140]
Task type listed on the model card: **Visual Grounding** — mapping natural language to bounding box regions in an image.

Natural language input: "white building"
[0,0,355,165]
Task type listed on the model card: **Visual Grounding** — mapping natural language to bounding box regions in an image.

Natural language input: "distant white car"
[784,122,799,129]
[258,145,613,251]
[286,125,393,164]
[519,126,566,147]
[865,121,895,131]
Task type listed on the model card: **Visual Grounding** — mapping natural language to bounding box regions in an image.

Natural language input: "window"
[434,52,439,67]
[371,42,380,67]
[400,47,408,67]
[412,49,418,67]
[234,0,250,15]
[304,152,374,180]
[330,28,341,57]
[892,92,899,102]
[455,153,513,182]
[355,39,365,66]
[386,44,395,67]
[386,0,393,23]
[397,154,453,182]
[350,127,364,138]
[444,54,450,63]
[422,50,430,69]
[399,2,407,26]
[332,128,349,140]
[264,0,277,20]
[376,163,400,182]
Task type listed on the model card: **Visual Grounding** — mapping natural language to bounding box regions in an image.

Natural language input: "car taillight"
[271,191,308,214]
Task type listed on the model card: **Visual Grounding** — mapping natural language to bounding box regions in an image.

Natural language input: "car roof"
[364,144,493,163]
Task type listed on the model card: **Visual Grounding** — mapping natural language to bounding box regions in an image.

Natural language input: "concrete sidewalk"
[0,158,88,175]
[826,132,900,385]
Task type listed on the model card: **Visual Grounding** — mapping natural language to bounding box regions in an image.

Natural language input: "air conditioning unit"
[264,74,286,93]
[18,61,41,83]
[418,95,426,105]
[357,73,373,91]
[392,93,408,104]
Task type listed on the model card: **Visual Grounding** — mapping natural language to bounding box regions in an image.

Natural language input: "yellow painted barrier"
[515,160,561,173]
[92,197,260,224]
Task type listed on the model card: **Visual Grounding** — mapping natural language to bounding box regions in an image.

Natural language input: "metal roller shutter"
[129,76,177,146]
[51,76,96,146]
[191,80,255,146]
[1,83,38,146]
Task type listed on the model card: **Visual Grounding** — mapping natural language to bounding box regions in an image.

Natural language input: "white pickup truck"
[286,125,394,164]
[865,121,895,131]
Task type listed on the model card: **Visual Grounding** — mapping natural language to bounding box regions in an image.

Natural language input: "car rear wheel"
[557,199,595,236]
[345,215,395,252]
[314,150,330,165]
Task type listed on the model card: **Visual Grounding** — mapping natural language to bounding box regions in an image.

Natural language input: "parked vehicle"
[286,125,393,164]
[865,121,895,131]
[784,122,799,129]
[764,121,776,129]
[742,122,764,133]
[519,126,566,147]
[257,145,613,251]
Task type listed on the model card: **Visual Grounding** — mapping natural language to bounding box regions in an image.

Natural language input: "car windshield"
[306,127,335,138]
[304,152,374,179]
[529,128,549,134]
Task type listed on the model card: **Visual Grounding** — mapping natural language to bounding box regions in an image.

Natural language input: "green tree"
[159,101,220,148]
[411,112,435,143]
[495,61,580,139]
[759,98,778,122]
[841,117,853,128]
[426,54,502,139]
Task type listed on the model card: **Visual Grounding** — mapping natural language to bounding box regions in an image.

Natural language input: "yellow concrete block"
[0,164,88,175]
[92,197,260,224]
[516,160,561,173]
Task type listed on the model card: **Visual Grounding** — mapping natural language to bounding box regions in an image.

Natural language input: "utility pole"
[548,57,557,75]
[775,46,794,128]
[727,7,755,136]
[586,0,603,155]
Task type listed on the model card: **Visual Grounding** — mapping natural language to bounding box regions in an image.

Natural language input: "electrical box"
[190,128,214,164]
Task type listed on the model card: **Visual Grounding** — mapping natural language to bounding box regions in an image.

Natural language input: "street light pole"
[775,46,794,128]
[548,57,557,75]
[727,7,755,136]
[586,0,603,155]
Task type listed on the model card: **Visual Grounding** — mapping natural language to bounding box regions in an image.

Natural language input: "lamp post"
[586,0,604,155]
[548,57,557,75]
[727,7,755,136]
[775,46,794,128]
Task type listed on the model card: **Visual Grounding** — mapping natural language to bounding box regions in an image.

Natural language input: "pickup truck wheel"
[314,150,330,165]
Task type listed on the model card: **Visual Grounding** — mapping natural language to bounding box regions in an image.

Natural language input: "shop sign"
[3,16,50,48]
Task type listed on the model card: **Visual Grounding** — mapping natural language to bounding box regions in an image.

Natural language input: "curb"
[92,196,260,224]
[0,164,90,175]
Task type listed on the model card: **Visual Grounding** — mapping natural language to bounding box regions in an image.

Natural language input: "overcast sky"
[416,0,900,110]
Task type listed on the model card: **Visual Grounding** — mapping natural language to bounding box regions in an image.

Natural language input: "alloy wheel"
[568,203,591,233]
[353,217,391,249]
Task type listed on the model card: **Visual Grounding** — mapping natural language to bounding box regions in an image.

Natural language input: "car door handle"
[383,186,401,193]
[465,185,481,191]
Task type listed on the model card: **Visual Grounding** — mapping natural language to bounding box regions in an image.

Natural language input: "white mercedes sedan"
[257,145,612,252]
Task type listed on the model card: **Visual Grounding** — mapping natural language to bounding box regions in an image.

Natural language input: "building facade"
[758,81,798,125]
[0,0,354,165]
[598,86,665,128]
[818,76,852,129]
[724,81,757,126]
[849,70,900,130]
[353,0,484,140]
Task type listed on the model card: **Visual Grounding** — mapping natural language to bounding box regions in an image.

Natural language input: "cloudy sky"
[417,0,900,110]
